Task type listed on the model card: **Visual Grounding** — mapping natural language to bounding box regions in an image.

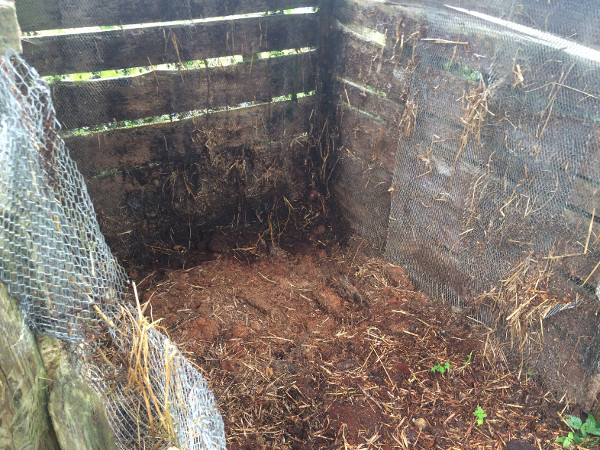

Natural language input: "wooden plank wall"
[327,0,418,249]
[17,0,318,266]
[16,0,316,31]
[329,0,600,299]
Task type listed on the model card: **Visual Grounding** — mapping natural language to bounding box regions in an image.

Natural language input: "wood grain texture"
[22,13,318,75]
[16,0,316,31]
[66,96,315,177]
[78,97,314,264]
[53,51,316,129]
[15,0,60,32]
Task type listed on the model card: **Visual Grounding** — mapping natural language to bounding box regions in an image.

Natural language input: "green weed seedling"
[556,414,600,447]
[462,352,472,367]
[431,362,451,374]
[474,406,487,425]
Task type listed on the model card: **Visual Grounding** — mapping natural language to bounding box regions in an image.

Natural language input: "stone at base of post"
[0,1,22,54]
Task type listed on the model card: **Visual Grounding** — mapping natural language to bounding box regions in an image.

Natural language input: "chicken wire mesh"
[381,1,600,353]
[0,49,225,449]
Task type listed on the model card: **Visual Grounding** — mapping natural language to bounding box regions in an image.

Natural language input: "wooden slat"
[334,78,404,126]
[22,13,318,76]
[15,0,60,32]
[191,0,315,20]
[53,52,316,130]
[331,156,392,250]
[16,0,316,32]
[66,96,315,177]
[333,30,412,106]
[334,101,403,170]
[84,103,311,263]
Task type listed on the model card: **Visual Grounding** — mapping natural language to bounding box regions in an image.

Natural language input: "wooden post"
[0,0,22,54]
[0,282,60,449]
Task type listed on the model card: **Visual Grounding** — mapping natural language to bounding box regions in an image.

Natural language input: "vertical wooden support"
[0,0,22,53]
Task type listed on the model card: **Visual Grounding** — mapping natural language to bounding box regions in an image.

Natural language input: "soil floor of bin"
[137,229,576,449]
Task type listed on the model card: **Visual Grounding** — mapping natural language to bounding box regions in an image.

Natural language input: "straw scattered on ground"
[139,231,572,449]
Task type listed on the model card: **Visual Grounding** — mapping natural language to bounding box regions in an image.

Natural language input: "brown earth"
[136,230,574,449]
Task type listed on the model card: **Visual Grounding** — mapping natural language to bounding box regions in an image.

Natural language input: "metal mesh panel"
[384,1,600,320]
[0,49,225,449]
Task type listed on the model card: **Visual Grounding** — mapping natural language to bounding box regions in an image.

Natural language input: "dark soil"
[136,229,571,449]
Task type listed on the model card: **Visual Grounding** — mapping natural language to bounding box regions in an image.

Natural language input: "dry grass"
[450,78,492,187]
[85,283,185,449]
[144,240,567,448]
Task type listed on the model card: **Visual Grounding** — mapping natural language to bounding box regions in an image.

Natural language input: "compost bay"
[138,229,568,448]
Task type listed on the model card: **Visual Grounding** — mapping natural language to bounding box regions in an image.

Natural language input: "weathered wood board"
[0,0,22,53]
[81,97,314,264]
[16,0,316,31]
[53,51,316,129]
[22,13,318,76]
[67,97,314,177]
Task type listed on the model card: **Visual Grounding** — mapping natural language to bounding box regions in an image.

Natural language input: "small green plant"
[462,352,472,367]
[431,362,451,374]
[474,406,487,425]
[556,414,600,447]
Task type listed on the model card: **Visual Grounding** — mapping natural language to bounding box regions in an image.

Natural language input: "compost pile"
[139,229,573,449]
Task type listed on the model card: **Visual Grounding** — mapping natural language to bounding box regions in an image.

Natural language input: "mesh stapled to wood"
[0,49,225,449]
[342,1,600,367]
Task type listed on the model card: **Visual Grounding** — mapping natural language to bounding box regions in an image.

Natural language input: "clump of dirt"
[138,232,569,448]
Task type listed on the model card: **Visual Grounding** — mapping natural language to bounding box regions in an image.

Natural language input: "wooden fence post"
[0,0,22,54]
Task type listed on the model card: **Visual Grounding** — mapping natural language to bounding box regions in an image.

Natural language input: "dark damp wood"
[331,157,392,250]
[333,78,404,126]
[66,96,315,177]
[332,30,412,106]
[16,0,316,31]
[15,0,61,32]
[84,98,311,264]
[334,101,403,170]
[22,13,318,76]
[53,52,316,130]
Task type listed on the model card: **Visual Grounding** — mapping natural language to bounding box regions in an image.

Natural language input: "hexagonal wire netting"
[0,49,225,449]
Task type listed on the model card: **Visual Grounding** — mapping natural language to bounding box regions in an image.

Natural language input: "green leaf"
[463,352,472,367]
[474,406,487,425]
[583,415,600,436]
[566,415,583,430]
[555,435,573,447]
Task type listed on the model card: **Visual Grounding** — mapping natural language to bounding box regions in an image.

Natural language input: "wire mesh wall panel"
[329,0,600,395]
[16,0,319,265]
[0,48,225,449]
[330,0,600,303]
[328,3,412,250]
[387,0,600,303]
[1,50,226,448]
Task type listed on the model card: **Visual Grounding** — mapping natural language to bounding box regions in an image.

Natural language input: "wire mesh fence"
[0,49,225,449]
[381,0,600,333]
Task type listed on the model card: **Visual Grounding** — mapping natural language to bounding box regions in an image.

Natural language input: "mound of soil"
[138,232,569,449]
